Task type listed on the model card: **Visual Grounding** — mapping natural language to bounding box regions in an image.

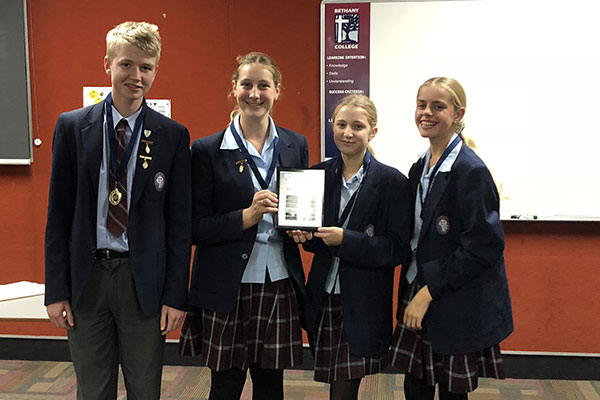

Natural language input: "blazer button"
[241,253,248,260]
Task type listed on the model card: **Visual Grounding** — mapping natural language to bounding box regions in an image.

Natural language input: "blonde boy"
[45,21,191,399]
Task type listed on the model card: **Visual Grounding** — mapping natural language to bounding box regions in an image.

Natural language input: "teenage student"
[178,52,308,400]
[44,21,191,399]
[290,94,411,399]
[390,77,513,400]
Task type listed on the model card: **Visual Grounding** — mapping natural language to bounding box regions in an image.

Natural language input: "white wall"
[369,0,600,220]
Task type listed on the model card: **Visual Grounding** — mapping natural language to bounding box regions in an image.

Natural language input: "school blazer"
[303,156,411,357]
[398,144,513,355]
[188,127,309,314]
[44,100,192,317]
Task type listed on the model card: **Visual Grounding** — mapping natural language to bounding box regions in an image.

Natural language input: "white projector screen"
[323,0,600,220]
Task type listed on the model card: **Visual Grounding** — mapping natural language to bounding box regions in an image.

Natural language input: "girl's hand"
[286,230,314,243]
[243,190,278,229]
[314,226,344,246]
[403,286,433,330]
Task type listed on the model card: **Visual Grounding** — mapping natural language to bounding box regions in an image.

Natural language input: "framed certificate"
[275,167,325,231]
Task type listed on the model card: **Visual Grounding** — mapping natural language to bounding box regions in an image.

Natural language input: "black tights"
[209,364,284,400]
[404,373,468,400]
[330,378,361,400]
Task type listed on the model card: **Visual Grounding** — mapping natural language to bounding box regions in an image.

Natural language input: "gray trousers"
[67,258,165,400]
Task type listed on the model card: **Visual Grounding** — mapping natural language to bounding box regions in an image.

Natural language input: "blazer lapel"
[346,159,380,230]
[224,147,254,206]
[81,102,105,198]
[419,170,451,241]
[131,110,161,208]
[277,129,297,168]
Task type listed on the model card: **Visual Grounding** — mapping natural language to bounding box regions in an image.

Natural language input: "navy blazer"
[188,126,308,313]
[398,144,513,355]
[44,100,192,317]
[303,156,411,357]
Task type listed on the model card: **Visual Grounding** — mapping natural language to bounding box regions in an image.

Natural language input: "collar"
[220,114,279,152]
[342,164,365,188]
[110,105,142,131]
[421,133,462,176]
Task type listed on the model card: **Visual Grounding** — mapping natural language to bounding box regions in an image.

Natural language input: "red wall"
[1,0,599,353]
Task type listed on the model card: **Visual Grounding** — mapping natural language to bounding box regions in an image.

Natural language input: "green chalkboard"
[0,0,32,165]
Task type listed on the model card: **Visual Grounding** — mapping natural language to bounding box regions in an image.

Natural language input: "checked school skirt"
[390,279,505,393]
[313,293,388,383]
[178,277,303,371]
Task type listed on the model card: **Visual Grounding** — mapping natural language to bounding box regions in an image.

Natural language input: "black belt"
[95,249,129,260]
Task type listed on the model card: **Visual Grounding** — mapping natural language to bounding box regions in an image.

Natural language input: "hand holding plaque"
[276,167,325,231]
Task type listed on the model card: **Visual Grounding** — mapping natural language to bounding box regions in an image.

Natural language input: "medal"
[141,139,153,154]
[235,158,247,174]
[144,129,152,138]
[109,187,122,206]
[139,155,152,169]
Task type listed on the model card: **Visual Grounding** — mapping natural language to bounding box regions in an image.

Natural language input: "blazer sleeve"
[336,172,411,269]
[44,115,76,305]
[190,139,245,245]
[161,126,192,309]
[421,165,505,299]
[300,135,309,168]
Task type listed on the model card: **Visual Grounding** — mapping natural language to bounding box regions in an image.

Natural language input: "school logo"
[436,216,450,235]
[364,224,375,237]
[334,13,359,44]
[154,172,166,192]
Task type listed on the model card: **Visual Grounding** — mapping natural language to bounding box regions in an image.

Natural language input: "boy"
[44,21,191,399]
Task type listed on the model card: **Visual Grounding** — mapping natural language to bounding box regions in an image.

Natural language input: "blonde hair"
[331,94,378,156]
[106,21,161,64]
[230,52,282,121]
[331,94,377,129]
[419,77,467,139]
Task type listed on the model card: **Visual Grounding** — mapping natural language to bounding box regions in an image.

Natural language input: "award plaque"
[275,167,325,231]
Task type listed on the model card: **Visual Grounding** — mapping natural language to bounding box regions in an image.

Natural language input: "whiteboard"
[323,0,600,220]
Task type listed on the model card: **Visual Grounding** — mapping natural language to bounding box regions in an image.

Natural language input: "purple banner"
[323,2,370,158]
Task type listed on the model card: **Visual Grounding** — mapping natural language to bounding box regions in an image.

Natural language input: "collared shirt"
[406,134,462,283]
[96,105,142,251]
[325,164,366,294]
[220,114,288,283]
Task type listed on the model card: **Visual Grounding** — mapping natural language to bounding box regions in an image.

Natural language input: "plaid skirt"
[390,279,505,393]
[178,277,303,371]
[313,293,388,383]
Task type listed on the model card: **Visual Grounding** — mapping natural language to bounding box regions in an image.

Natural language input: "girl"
[179,52,308,400]
[390,77,513,399]
[291,94,411,399]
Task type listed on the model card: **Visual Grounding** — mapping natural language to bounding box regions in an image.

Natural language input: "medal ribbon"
[105,92,147,183]
[230,122,280,190]
[334,149,371,227]
[419,134,462,207]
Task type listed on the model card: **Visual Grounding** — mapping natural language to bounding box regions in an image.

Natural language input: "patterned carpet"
[0,360,599,399]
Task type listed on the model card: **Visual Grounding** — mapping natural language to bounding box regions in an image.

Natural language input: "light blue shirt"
[325,165,365,294]
[406,134,462,283]
[96,105,142,251]
[220,114,288,283]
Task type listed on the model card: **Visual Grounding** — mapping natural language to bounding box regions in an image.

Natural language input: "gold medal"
[141,139,153,154]
[109,188,122,206]
[139,155,152,169]
[236,159,247,174]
